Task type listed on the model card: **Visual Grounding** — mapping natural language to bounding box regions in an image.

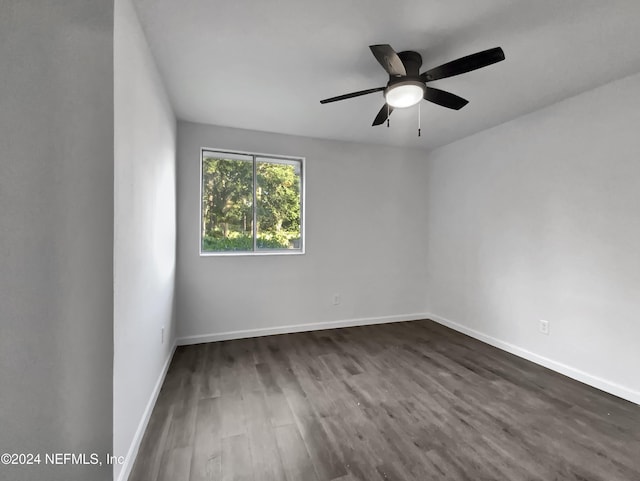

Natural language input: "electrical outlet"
[332,294,341,305]
[539,320,549,335]
[161,326,165,344]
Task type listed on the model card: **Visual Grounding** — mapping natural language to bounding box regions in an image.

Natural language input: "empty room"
[1,0,639,480]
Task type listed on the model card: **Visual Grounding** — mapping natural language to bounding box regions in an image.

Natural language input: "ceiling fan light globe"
[385,82,425,108]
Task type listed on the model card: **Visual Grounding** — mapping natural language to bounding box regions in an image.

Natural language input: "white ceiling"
[132,0,640,151]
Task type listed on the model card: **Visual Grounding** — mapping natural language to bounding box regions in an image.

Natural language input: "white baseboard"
[177,313,430,346]
[116,339,178,481]
[428,313,640,406]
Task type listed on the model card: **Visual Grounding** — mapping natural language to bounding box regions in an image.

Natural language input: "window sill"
[199,250,305,257]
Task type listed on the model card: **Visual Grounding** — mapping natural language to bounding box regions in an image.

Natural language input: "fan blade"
[372,103,394,126]
[320,87,385,104]
[369,44,407,76]
[421,47,505,82]
[424,87,469,110]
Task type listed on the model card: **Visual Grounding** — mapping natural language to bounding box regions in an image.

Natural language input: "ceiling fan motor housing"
[396,51,423,77]
[384,51,425,108]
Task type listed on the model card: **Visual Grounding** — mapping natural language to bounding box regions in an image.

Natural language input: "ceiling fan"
[320,44,505,127]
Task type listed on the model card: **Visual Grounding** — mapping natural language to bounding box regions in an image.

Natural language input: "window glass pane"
[201,153,254,252]
[256,157,302,250]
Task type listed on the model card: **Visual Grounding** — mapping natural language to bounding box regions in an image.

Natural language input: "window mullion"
[252,155,257,252]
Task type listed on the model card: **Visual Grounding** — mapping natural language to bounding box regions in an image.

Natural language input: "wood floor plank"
[218,394,245,438]
[320,415,386,481]
[221,434,253,481]
[255,362,296,426]
[329,475,358,481]
[128,404,173,481]
[243,390,287,481]
[170,368,200,449]
[131,320,640,481]
[200,341,222,399]
[274,424,319,481]
[189,397,221,481]
[158,446,192,481]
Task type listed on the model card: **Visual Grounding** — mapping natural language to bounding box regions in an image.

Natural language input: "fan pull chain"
[418,102,421,137]
[387,103,390,128]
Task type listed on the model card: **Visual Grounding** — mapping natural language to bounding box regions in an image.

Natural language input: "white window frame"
[199,147,306,256]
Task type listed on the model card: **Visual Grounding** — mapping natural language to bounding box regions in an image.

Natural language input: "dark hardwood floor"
[129,320,640,481]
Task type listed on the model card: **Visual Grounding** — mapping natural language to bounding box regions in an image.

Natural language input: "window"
[200,149,304,255]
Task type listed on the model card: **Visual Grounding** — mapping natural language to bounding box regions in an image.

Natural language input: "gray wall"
[0,1,114,480]
[424,72,640,403]
[113,0,177,479]
[177,122,429,339]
